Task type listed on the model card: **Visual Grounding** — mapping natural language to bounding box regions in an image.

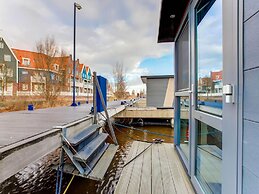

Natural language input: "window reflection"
[196,121,222,194]
[195,0,222,193]
[176,23,189,90]
[180,96,189,160]
[196,0,223,116]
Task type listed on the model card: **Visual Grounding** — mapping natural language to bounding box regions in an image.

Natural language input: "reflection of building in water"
[198,70,222,94]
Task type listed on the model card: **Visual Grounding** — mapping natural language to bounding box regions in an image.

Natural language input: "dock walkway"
[0,102,121,148]
[115,141,195,194]
[0,101,126,183]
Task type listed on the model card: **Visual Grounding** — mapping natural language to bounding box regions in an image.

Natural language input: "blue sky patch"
[139,53,174,75]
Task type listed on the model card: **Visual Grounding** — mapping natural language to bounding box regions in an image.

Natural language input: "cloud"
[0,0,172,92]
[197,0,223,77]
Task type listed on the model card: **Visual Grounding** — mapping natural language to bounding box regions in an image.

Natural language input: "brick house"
[12,48,72,96]
[0,37,93,97]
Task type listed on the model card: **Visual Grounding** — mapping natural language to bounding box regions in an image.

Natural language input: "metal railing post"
[93,72,97,124]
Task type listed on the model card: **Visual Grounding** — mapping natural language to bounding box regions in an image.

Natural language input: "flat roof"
[157,0,190,43]
[141,75,174,84]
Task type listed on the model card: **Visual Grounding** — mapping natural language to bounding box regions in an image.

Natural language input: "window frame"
[22,58,31,66]
[4,55,11,62]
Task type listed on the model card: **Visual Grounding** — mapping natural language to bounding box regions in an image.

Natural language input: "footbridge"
[0,101,128,183]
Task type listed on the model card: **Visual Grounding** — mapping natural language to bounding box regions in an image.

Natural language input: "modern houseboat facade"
[158,0,258,193]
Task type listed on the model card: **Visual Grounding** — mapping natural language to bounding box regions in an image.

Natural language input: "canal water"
[0,125,174,194]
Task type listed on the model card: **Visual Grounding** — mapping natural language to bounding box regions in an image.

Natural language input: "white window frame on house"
[4,55,11,62]
[7,68,13,77]
[22,58,30,66]
[0,42,4,49]
[22,70,28,75]
[34,84,43,92]
[53,64,59,71]
[22,84,29,91]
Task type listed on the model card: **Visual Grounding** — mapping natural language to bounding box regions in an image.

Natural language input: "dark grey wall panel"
[147,78,168,107]
[243,2,259,192]
[244,0,259,21]
[244,12,259,70]
[244,68,259,122]
[242,166,259,194]
[243,120,259,176]
[0,38,17,82]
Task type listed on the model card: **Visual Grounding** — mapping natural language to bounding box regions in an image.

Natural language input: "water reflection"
[0,125,173,194]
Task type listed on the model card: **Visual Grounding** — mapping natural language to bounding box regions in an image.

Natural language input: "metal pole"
[71,3,77,106]
[93,72,97,124]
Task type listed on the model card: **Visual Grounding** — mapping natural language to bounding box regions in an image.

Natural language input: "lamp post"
[71,2,82,106]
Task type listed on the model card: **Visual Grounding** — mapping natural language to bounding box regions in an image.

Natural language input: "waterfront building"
[0,37,93,97]
[0,37,18,96]
[158,0,258,193]
[141,75,174,108]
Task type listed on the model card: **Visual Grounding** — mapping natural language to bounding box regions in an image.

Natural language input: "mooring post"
[93,72,97,124]
[94,74,118,145]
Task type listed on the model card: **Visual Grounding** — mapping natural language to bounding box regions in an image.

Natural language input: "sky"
[197,0,222,78]
[0,0,173,93]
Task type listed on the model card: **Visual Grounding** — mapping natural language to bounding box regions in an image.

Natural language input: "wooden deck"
[0,101,124,148]
[115,141,195,194]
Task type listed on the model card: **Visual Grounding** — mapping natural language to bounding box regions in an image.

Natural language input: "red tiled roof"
[12,48,40,68]
[211,70,222,81]
[12,48,92,79]
[12,48,73,72]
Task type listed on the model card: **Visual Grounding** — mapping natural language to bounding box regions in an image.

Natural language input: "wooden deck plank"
[164,143,192,194]
[139,142,152,194]
[88,144,119,180]
[152,144,164,194]
[127,142,149,194]
[114,141,140,194]
[159,144,177,194]
[115,142,195,194]
[172,146,194,194]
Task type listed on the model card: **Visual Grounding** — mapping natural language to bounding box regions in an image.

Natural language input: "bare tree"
[35,36,68,105]
[0,64,8,99]
[0,64,13,100]
[113,62,127,99]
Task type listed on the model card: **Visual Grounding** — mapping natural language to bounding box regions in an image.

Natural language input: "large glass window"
[195,1,223,193]
[196,0,223,116]
[176,23,189,90]
[195,121,222,194]
[180,96,190,159]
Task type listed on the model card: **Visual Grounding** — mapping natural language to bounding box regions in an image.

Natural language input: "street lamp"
[71,2,82,106]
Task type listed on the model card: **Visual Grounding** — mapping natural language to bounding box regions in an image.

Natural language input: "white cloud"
[0,0,171,91]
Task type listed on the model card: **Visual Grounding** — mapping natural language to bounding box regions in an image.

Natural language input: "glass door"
[175,21,191,170]
[193,0,223,193]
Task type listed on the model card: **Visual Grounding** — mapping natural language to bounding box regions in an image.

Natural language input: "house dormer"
[53,63,59,71]
[22,58,30,66]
